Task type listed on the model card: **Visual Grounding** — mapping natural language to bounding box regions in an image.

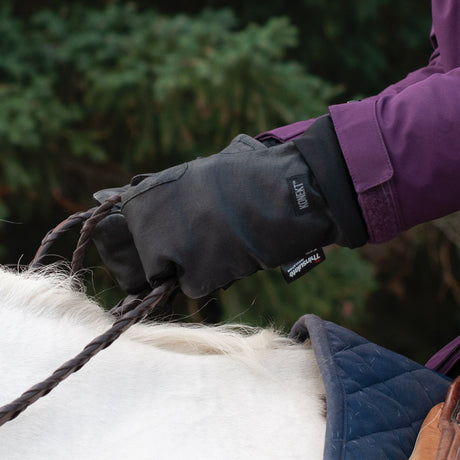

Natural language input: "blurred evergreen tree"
[10,0,433,97]
[0,4,334,224]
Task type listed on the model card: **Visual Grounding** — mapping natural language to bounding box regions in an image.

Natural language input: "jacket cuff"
[255,119,315,144]
[329,99,402,243]
[293,116,368,248]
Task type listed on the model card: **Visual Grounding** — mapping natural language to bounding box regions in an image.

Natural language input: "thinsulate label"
[281,248,325,283]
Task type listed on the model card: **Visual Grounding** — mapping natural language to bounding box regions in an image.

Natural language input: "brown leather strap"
[410,377,460,460]
[410,404,443,459]
[436,376,460,460]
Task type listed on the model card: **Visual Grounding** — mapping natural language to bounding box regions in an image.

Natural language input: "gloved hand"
[94,116,368,298]
[93,186,150,294]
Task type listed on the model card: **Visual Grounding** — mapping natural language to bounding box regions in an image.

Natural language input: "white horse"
[0,267,326,460]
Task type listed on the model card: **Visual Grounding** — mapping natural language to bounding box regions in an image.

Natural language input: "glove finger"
[93,185,130,206]
[93,212,149,294]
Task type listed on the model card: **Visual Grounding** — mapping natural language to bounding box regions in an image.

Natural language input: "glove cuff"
[294,116,369,248]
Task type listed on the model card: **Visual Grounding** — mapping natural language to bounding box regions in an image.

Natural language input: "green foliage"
[0,4,335,221]
[149,0,432,98]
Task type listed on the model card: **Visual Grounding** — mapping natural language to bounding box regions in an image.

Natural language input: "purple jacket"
[258,0,460,243]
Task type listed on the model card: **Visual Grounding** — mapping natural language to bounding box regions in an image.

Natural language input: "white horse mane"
[0,266,299,358]
[0,265,326,460]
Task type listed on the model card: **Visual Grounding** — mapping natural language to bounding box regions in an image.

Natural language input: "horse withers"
[0,267,326,460]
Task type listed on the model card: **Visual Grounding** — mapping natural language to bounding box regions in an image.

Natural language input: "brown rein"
[0,195,175,427]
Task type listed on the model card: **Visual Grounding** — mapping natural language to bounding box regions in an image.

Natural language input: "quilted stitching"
[290,315,451,460]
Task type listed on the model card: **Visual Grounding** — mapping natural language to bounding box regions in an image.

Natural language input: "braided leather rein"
[0,195,176,427]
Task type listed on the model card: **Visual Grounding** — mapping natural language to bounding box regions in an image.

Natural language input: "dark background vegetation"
[1,0,459,363]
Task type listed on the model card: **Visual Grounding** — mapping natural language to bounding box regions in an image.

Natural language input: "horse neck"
[0,274,326,460]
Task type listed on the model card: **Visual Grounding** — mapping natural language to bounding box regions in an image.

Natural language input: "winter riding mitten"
[98,115,368,298]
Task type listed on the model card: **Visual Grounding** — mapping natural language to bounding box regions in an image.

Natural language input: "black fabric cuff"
[294,115,368,248]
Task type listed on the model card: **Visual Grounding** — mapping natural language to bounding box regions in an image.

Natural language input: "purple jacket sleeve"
[330,69,460,243]
[330,0,460,242]
[258,0,460,243]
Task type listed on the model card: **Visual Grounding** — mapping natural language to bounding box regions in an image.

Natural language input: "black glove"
[93,186,149,294]
[94,116,368,298]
